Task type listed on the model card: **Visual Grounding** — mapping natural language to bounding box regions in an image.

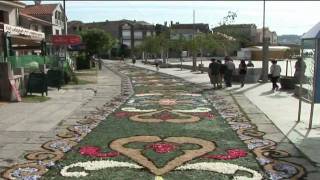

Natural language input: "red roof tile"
[20,13,52,25]
[21,4,59,15]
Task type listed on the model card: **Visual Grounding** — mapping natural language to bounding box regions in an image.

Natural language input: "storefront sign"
[3,24,45,39]
[52,35,81,45]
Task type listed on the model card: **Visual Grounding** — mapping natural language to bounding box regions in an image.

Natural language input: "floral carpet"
[2,63,306,180]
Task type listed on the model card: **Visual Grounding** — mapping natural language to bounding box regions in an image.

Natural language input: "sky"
[24,1,320,36]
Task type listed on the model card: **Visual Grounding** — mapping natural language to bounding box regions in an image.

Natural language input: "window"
[56,29,60,35]
[0,10,9,24]
[122,30,131,38]
[134,31,143,39]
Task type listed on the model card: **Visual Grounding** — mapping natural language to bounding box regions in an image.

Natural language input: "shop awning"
[0,23,45,40]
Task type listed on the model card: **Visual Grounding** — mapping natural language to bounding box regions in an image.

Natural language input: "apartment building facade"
[256,27,278,45]
[68,19,155,49]
[170,22,210,40]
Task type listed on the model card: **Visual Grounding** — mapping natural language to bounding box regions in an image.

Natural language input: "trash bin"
[280,76,295,89]
[27,72,48,96]
[47,70,63,90]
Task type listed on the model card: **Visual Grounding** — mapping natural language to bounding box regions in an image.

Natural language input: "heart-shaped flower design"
[110,136,215,176]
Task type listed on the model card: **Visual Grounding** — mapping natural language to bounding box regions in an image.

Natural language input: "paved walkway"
[0,63,121,173]
[132,60,320,178]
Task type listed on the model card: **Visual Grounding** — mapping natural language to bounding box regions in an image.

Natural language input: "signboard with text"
[51,35,82,45]
[0,24,45,39]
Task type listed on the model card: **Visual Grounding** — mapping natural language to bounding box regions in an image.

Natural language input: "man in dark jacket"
[208,58,221,89]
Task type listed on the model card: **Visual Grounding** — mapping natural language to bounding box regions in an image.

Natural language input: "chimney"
[170,21,173,26]
[34,0,41,5]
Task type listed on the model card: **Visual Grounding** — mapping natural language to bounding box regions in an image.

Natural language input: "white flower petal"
[176,162,263,180]
[61,160,143,177]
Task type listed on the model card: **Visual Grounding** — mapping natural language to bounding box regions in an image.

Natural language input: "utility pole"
[261,0,269,82]
[192,9,196,71]
[63,0,67,81]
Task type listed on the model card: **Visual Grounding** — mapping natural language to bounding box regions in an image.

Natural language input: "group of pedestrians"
[208,57,288,92]
[208,56,248,89]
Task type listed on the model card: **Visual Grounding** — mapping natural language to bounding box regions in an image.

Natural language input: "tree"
[137,30,171,63]
[169,35,188,57]
[219,11,237,26]
[136,36,159,62]
[80,29,115,57]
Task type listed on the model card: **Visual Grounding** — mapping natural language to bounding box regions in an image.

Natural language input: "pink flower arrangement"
[203,149,247,160]
[79,146,120,158]
[114,112,138,118]
[148,142,177,154]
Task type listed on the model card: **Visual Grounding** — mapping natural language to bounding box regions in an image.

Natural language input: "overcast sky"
[25,1,320,35]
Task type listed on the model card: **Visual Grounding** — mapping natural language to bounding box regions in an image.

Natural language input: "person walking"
[270,60,281,91]
[247,60,254,67]
[208,59,214,86]
[238,60,247,87]
[225,57,236,87]
[132,56,136,65]
[294,57,306,83]
[208,58,221,89]
[155,59,160,71]
[217,60,223,88]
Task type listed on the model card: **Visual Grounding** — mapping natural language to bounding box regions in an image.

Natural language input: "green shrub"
[76,53,90,70]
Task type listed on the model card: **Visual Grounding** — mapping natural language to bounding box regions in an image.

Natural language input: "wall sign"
[2,24,45,39]
[51,35,82,45]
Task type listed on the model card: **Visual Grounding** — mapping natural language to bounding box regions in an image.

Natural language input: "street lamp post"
[192,9,197,71]
[262,0,269,82]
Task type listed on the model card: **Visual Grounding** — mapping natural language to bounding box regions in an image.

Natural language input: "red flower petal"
[203,149,247,160]
[79,146,120,158]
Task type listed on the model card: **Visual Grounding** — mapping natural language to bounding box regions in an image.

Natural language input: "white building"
[20,3,66,36]
[256,27,278,45]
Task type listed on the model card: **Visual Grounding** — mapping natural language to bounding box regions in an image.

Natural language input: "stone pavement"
[132,60,320,179]
[0,62,121,174]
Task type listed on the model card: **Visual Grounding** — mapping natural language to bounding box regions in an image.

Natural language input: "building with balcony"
[0,1,47,101]
[0,1,46,59]
[20,3,65,36]
[68,19,155,49]
[20,3,67,57]
[119,20,154,48]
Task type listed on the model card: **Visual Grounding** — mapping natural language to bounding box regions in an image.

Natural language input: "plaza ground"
[132,59,320,167]
[0,66,122,174]
[0,60,319,179]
